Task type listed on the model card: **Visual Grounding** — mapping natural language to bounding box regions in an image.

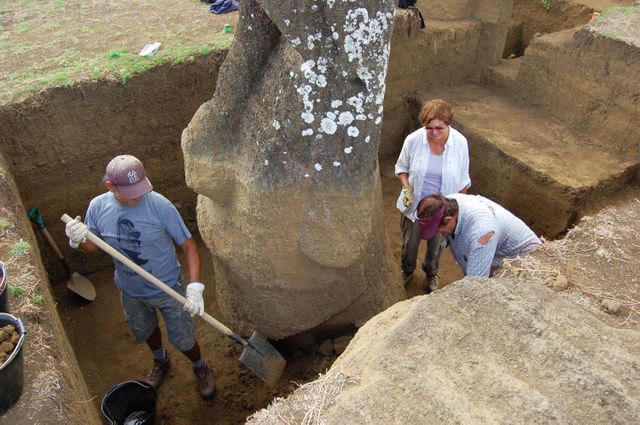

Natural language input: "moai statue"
[182,0,405,339]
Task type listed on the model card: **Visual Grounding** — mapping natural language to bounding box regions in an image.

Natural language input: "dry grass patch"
[499,195,640,329]
[247,369,355,425]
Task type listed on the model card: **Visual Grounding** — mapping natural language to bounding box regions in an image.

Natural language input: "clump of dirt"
[0,323,20,365]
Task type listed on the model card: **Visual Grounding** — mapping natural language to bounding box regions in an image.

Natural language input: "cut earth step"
[418,83,638,238]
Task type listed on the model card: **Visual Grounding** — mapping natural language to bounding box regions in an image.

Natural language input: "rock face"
[182,0,405,338]
[249,277,640,423]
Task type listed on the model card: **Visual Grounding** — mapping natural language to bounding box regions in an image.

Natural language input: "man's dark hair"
[418,195,459,225]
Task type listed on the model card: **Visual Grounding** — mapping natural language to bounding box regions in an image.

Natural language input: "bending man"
[64,154,216,399]
[417,193,541,277]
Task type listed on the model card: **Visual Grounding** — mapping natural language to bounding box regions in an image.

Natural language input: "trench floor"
[51,171,462,424]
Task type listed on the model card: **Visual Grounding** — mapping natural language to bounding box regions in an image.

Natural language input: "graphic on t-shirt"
[117,218,148,266]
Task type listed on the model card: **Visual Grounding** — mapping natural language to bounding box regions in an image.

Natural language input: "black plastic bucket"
[0,313,25,413]
[101,380,157,425]
[0,261,8,313]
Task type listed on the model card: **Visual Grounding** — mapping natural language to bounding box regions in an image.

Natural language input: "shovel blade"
[67,272,96,301]
[238,331,286,387]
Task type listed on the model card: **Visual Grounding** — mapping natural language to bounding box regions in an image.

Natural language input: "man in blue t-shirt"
[65,155,216,399]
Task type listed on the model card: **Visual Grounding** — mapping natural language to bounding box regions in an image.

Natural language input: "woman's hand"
[402,185,414,208]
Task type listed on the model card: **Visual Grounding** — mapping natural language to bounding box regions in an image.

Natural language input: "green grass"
[2,39,230,101]
[31,293,44,306]
[9,286,25,297]
[0,219,10,229]
[539,0,552,12]
[9,240,30,255]
[14,23,31,34]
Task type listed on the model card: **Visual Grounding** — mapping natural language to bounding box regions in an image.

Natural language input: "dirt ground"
[0,0,237,105]
[48,159,462,425]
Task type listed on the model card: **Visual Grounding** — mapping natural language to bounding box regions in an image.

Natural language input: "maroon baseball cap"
[106,155,153,200]
[417,205,445,240]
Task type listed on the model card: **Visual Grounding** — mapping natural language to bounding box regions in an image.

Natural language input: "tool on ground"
[28,208,96,301]
[61,213,286,387]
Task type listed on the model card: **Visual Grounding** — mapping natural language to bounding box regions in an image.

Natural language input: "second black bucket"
[0,261,8,313]
[0,313,25,414]
[101,380,157,425]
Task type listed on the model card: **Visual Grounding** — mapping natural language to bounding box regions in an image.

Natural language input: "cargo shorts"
[120,281,196,352]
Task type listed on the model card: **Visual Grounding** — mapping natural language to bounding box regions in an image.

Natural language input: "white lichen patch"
[302,129,313,136]
[272,120,281,130]
[291,37,301,46]
[331,100,343,108]
[344,146,353,154]
[365,135,371,143]
[320,118,338,135]
[338,111,354,126]
[264,160,269,166]
[333,161,341,167]
[347,126,359,137]
[314,163,323,171]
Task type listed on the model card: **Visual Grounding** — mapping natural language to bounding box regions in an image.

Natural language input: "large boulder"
[182,0,405,338]
[248,277,640,423]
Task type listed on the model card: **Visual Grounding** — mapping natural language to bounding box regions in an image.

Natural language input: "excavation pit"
[0,1,638,423]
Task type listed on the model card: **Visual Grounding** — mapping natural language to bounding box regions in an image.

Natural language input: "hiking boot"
[194,362,216,400]
[425,275,440,293]
[402,271,413,287]
[145,355,171,389]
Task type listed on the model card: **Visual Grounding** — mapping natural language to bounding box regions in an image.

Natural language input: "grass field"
[0,0,236,105]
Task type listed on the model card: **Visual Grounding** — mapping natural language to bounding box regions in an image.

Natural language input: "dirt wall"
[381,11,481,161]
[505,0,594,57]
[0,152,100,424]
[0,51,226,277]
[517,27,640,159]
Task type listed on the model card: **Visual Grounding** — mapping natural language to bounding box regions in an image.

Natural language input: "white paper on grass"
[139,42,162,57]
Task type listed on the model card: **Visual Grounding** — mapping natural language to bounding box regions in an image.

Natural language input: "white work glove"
[402,184,414,208]
[65,216,88,249]
[184,282,205,317]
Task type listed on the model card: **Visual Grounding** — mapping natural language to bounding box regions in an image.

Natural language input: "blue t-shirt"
[84,191,192,297]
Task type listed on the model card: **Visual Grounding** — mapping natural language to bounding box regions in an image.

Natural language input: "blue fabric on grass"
[210,0,239,14]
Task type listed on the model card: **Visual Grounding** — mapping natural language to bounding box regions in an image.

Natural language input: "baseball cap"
[106,155,153,200]
[417,205,445,240]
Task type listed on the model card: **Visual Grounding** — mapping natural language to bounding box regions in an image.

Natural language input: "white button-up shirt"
[395,126,471,220]
[447,193,542,277]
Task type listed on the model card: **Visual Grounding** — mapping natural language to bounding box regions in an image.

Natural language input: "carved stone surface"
[182,0,405,338]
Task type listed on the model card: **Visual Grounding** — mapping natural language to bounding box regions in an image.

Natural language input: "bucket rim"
[0,261,6,292]
[0,313,25,371]
[101,380,157,425]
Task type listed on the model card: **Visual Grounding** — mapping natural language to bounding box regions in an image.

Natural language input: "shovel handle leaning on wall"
[28,207,96,301]
[60,213,286,386]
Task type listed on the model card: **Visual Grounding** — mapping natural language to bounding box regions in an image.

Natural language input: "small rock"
[546,273,568,291]
[601,299,622,314]
[333,336,352,355]
[317,340,335,356]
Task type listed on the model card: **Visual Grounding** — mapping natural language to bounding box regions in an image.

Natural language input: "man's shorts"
[120,281,196,352]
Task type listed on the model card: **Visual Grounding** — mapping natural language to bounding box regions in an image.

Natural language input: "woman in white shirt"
[395,99,471,292]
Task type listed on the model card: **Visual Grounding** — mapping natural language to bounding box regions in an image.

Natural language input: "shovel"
[28,208,96,301]
[60,213,286,387]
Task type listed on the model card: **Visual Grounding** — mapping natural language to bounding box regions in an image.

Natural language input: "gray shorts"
[120,281,195,352]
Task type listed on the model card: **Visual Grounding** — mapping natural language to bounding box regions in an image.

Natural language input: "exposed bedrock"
[182,0,405,338]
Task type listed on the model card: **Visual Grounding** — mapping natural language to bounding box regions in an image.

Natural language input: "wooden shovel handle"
[60,213,242,342]
[42,228,65,260]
